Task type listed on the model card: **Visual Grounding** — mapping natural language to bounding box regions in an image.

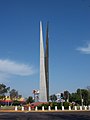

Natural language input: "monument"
[39,21,49,102]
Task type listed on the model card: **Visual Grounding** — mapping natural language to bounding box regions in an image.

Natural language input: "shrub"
[50,102,57,110]
[57,102,62,110]
[12,100,21,106]
[37,104,42,110]
[63,102,69,109]
[37,103,49,110]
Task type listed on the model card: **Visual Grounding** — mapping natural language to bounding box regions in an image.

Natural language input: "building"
[39,21,49,102]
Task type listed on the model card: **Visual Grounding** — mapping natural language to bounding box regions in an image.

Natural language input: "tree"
[69,92,81,105]
[0,84,10,99]
[12,100,21,106]
[69,88,89,105]
[64,91,69,102]
[9,89,18,100]
[18,95,22,99]
[61,93,64,99]
[87,86,90,105]
[26,96,34,104]
[50,94,57,102]
[81,89,88,105]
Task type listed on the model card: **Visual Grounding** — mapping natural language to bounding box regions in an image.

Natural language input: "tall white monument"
[39,21,49,102]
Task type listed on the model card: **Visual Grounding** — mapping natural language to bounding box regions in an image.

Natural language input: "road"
[0,111,90,120]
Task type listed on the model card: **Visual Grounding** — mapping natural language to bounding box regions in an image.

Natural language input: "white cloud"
[0,59,35,81]
[76,43,90,54]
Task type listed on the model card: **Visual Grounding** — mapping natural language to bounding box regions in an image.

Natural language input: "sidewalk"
[0,109,90,112]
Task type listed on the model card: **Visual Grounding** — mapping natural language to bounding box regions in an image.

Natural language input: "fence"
[14,105,90,111]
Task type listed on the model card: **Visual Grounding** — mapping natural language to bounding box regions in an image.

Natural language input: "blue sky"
[0,0,90,97]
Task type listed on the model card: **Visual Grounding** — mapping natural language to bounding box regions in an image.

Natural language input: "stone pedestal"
[55,106,57,111]
[48,106,51,111]
[28,106,31,111]
[15,106,17,111]
[62,106,64,110]
[88,105,90,110]
[35,106,38,111]
[75,106,77,110]
[42,106,44,111]
[84,106,87,110]
[69,106,71,110]
[80,106,82,110]
[22,106,24,111]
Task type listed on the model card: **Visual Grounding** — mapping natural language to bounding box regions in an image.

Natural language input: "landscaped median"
[0,104,90,112]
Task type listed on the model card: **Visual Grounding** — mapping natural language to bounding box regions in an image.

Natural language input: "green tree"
[87,86,90,105]
[69,92,81,105]
[0,84,10,99]
[64,91,69,102]
[50,94,57,102]
[26,96,34,104]
[12,100,21,106]
[9,89,18,100]
[18,95,22,99]
[81,89,88,105]
[69,88,89,105]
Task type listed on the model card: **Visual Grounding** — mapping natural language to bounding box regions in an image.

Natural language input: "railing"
[14,105,90,111]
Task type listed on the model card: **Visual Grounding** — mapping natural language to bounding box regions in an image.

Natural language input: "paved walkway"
[0,109,90,112]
